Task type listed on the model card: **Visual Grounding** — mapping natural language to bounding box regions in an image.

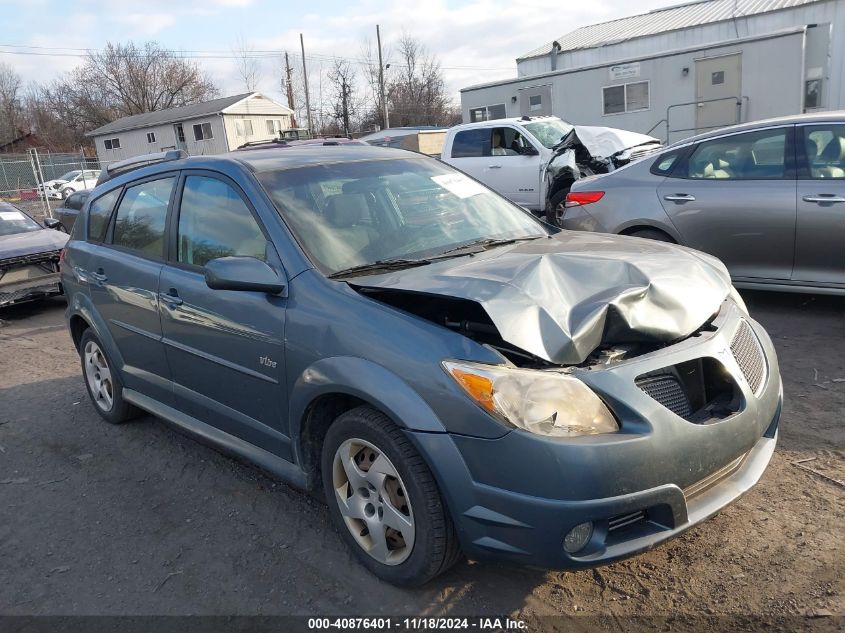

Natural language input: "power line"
[0,43,513,71]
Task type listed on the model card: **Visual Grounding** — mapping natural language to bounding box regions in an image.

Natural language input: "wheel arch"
[617,222,680,243]
[289,357,448,491]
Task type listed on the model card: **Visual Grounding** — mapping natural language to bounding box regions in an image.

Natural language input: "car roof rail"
[96,150,187,185]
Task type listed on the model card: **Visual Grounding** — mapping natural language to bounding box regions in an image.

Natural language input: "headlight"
[442,360,618,438]
[729,285,748,314]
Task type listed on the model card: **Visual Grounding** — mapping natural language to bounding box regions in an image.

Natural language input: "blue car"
[62,147,781,586]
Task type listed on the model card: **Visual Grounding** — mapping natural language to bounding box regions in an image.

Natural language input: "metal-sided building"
[460,0,844,142]
[88,92,293,164]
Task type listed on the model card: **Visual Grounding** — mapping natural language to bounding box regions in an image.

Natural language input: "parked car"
[441,116,662,218]
[62,147,781,586]
[53,190,91,233]
[38,169,101,200]
[564,112,845,295]
[0,202,68,307]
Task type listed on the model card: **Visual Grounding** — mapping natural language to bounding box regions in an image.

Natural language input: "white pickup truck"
[440,116,661,223]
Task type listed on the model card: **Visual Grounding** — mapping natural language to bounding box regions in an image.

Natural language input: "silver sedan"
[562,112,845,295]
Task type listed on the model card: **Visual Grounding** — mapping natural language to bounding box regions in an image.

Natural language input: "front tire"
[321,406,461,586]
[79,329,139,424]
[546,190,568,226]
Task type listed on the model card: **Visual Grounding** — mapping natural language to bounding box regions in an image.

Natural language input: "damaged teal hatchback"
[62,146,781,586]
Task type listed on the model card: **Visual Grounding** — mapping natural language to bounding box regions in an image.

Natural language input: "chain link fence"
[0,150,103,219]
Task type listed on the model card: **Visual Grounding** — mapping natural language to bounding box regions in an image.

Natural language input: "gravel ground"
[0,290,842,631]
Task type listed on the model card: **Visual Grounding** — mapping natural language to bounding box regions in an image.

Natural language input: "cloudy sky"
[1,0,676,102]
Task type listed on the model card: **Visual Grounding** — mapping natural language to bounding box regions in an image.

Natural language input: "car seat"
[815,136,845,179]
[322,193,379,269]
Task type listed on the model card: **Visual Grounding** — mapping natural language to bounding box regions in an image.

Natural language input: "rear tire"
[628,228,675,243]
[79,329,140,424]
[321,406,462,586]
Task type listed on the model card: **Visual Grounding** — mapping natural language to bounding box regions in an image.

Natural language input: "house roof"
[518,0,822,61]
[87,92,292,137]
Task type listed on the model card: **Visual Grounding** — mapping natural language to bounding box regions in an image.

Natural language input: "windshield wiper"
[328,258,431,279]
[436,235,545,257]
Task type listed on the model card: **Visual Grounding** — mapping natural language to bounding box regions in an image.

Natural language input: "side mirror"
[204,256,286,294]
[43,217,66,232]
[523,146,540,156]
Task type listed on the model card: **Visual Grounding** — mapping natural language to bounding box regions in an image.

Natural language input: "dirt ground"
[0,290,842,631]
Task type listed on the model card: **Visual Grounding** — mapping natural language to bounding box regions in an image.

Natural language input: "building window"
[266,119,283,135]
[146,132,156,144]
[711,71,725,85]
[193,122,214,141]
[804,79,822,110]
[469,104,506,123]
[528,95,542,112]
[602,81,649,115]
[175,124,186,143]
[103,138,121,150]
[235,120,254,137]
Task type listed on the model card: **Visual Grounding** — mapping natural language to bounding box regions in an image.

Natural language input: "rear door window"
[451,129,489,158]
[800,124,845,179]
[684,129,789,180]
[110,177,175,258]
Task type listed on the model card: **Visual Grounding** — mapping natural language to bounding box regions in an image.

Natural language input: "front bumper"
[409,301,782,569]
[0,273,63,306]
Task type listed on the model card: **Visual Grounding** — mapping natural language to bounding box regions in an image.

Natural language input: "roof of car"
[449,116,566,132]
[230,144,423,173]
[667,110,845,148]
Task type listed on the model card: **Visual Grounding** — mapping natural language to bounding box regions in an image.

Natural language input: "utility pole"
[284,51,297,128]
[376,24,389,130]
[300,34,314,136]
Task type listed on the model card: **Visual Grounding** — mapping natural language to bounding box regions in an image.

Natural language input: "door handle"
[802,194,845,204]
[664,194,696,202]
[158,290,183,307]
[487,164,502,169]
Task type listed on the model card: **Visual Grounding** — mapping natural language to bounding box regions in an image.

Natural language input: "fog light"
[564,521,593,553]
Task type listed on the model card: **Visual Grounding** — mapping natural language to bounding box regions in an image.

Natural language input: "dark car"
[62,147,781,586]
[0,202,69,307]
[53,190,91,233]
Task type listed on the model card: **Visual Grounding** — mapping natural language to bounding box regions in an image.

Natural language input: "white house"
[460,0,845,142]
[88,92,294,163]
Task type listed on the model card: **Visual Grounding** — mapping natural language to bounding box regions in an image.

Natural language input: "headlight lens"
[729,285,748,314]
[442,360,618,438]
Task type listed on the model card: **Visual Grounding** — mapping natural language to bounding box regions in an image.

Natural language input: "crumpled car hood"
[0,229,69,260]
[352,232,732,365]
[558,126,660,158]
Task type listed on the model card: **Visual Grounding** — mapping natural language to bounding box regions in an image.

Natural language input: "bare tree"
[46,41,219,134]
[327,59,358,136]
[232,35,262,92]
[359,38,386,131]
[388,34,452,127]
[0,62,23,144]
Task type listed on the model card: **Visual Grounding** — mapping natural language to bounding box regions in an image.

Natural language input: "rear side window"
[111,177,175,258]
[87,189,121,242]
[451,129,489,158]
[177,176,267,268]
[650,150,684,176]
[684,129,788,180]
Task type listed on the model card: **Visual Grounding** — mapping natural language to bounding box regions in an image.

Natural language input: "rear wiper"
[328,258,431,279]
[436,235,545,257]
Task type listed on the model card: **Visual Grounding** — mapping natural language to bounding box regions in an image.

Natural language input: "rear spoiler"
[96,150,187,186]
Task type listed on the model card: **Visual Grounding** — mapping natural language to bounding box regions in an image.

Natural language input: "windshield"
[0,207,42,236]
[57,170,82,182]
[258,158,547,276]
[523,118,574,149]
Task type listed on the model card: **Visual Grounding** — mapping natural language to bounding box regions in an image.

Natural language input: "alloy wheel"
[332,438,415,565]
[83,340,114,412]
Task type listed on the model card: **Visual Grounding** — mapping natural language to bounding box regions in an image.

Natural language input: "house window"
[175,124,186,143]
[602,81,650,115]
[528,95,542,112]
[266,119,283,135]
[711,71,725,85]
[146,132,156,144]
[235,120,254,137]
[103,138,121,150]
[193,122,214,141]
[469,104,506,123]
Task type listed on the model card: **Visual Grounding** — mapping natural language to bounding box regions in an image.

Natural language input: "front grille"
[635,375,692,419]
[0,250,61,270]
[730,319,766,395]
[608,510,647,533]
